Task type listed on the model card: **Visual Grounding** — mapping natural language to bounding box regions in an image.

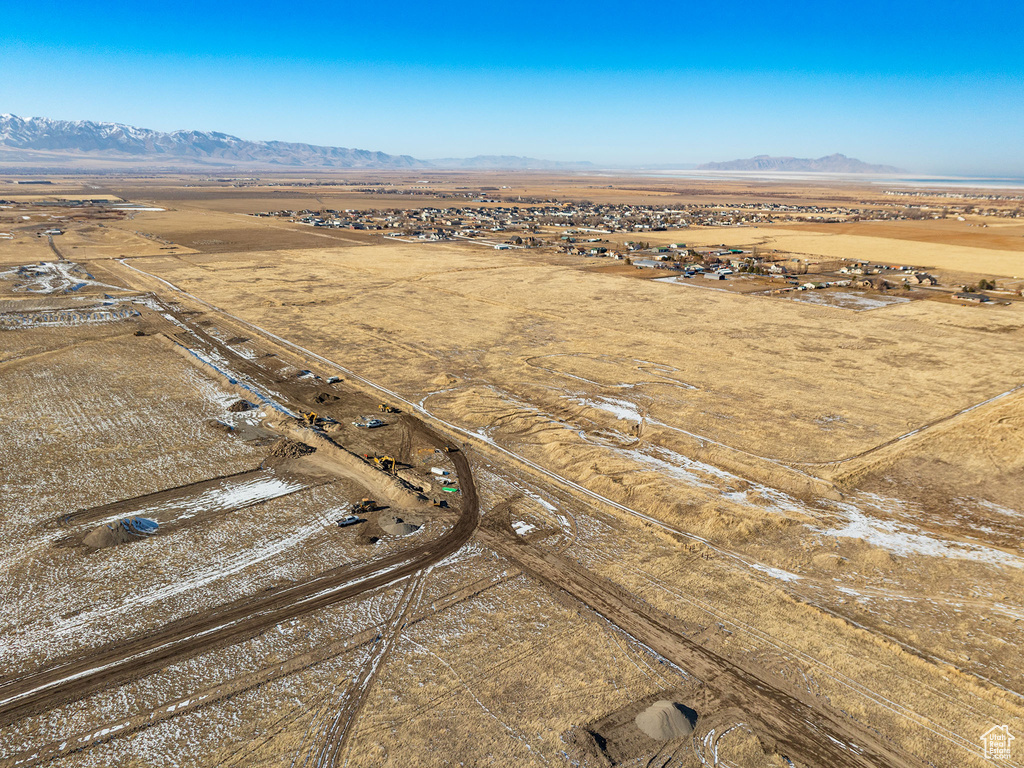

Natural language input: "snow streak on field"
[0,331,270,668]
[6,517,331,660]
[82,472,309,529]
[825,495,1024,569]
[551,393,1024,572]
[784,290,912,311]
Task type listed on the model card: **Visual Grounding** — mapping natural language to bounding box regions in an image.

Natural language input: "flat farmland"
[4,173,1024,768]
[118,242,1024,465]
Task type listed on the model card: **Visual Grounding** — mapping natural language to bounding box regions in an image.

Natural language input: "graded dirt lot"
[1,172,1023,768]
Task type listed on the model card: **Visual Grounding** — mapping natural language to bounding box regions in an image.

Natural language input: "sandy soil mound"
[83,517,159,548]
[378,513,423,535]
[228,399,257,412]
[634,701,697,741]
[431,373,458,387]
[83,523,134,548]
[267,438,316,459]
[314,392,339,404]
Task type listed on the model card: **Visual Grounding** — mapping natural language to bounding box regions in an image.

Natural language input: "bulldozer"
[378,403,400,413]
[351,497,376,514]
[363,454,397,474]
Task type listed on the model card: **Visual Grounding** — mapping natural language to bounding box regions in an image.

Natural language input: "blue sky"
[2,0,1022,174]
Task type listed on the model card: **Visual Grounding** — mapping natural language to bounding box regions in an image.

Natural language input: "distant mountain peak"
[697,153,903,174]
[0,113,592,171]
[0,113,423,169]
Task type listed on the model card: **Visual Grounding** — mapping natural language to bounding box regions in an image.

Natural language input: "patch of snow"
[0,261,125,294]
[785,291,911,311]
[821,500,1024,569]
[969,498,1023,519]
[750,564,802,582]
[86,473,307,529]
[566,394,644,422]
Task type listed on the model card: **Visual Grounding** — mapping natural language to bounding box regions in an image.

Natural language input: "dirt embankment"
[271,421,430,511]
[0,443,479,729]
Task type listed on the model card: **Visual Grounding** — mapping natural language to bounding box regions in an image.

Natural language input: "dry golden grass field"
[2,172,1023,768]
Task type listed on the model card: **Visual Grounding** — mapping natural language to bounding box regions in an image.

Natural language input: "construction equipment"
[351,498,376,514]
[378,403,400,413]
[300,411,336,429]
[363,455,397,474]
[433,499,449,508]
[442,445,458,454]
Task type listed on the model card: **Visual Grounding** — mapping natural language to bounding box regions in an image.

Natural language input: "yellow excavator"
[378,403,400,413]
[363,454,397,474]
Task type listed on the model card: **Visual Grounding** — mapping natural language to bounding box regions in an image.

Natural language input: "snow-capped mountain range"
[0,114,593,170]
[0,113,422,168]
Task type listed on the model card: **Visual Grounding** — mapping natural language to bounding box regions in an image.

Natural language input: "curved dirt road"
[0,438,478,729]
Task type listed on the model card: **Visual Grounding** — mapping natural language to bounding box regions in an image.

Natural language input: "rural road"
[478,518,926,768]
[100,258,943,766]
[0,425,479,729]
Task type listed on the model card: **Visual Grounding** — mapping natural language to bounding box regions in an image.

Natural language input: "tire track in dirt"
[306,568,431,768]
[0,318,480,732]
[106,258,932,766]
[0,444,477,729]
[2,571,509,768]
[47,468,322,543]
[477,521,925,768]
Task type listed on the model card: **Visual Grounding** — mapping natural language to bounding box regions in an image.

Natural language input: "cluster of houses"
[627,247,955,295]
[247,193,1024,237]
[630,245,758,279]
[243,198,1022,307]
[249,195,954,243]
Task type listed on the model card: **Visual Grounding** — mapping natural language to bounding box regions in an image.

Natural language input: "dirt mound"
[266,438,316,459]
[634,701,697,741]
[314,392,339,404]
[225,336,250,344]
[83,523,133,548]
[228,399,257,412]
[431,373,458,387]
[378,513,423,535]
[83,517,159,548]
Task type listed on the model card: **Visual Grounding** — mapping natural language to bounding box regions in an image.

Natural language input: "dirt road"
[45,234,64,262]
[0,413,478,731]
[478,521,925,768]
